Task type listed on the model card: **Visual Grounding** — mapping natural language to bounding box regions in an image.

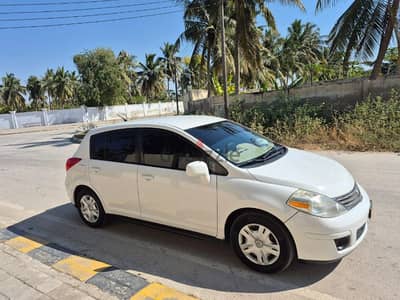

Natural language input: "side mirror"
[186,161,210,183]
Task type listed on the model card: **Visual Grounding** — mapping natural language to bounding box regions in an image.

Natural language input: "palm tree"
[180,57,194,92]
[286,20,321,84]
[160,43,176,97]
[42,69,55,109]
[308,46,345,82]
[229,0,304,94]
[68,71,80,105]
[160,43,173,96]
[317,0,400,79]
[0,73,26,111]
[137,54,165,100]
[26,76,45,110]
[178,0,221,97]
[264,20,321,91]
[117,50,138,94]
[160,42,182,113]
[261,29,283,89]
[183,54,206,89]
[53,67,74,108]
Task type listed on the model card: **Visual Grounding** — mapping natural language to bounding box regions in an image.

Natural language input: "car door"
[137,128,225,236]
[89,129,141,217]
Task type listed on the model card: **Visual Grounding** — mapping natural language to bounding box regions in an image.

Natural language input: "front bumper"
[285,184,371,261]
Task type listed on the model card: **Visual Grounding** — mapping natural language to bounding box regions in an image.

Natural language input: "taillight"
[66,157,81,171]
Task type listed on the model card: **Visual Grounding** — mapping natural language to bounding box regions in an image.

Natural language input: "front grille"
[335,184,362,209]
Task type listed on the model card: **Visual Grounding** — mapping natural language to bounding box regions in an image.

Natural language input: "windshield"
[186,121,278,165]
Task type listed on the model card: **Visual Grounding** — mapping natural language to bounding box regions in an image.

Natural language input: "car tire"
[76,188,106,228]
[230,212,296,273]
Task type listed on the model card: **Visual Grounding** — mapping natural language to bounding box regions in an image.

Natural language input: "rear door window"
[90,129,139,164]
[91,133,107,160]
[140,129,176,168]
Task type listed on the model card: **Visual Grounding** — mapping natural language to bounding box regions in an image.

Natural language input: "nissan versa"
[65,115,371,273]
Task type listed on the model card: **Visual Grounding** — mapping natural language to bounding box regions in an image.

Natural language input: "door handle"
[142,174,154,181]
[91,166,101,173]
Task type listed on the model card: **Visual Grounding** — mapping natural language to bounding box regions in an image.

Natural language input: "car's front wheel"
[230,212,296,273]
[76,189,106,228]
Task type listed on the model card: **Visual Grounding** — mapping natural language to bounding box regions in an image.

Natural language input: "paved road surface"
[0,130,399,300]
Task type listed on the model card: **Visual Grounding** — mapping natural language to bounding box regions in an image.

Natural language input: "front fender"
[216,177,298,239]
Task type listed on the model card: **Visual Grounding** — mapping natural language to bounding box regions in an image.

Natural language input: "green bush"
[266,110,328,146]
[337,92,400,151]
[0,105,11,114]
[126,95,146,104]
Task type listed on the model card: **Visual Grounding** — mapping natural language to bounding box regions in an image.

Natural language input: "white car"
[65,115,371,273]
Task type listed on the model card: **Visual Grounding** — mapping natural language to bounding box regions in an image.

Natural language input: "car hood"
[247,148,354,198]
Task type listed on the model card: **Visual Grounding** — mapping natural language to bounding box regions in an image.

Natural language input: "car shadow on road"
[6,203,339,293]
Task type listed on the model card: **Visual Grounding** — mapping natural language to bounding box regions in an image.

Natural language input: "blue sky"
[0,0,354,84]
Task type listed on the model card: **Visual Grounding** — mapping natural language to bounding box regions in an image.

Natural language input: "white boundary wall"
[0,101,184,130]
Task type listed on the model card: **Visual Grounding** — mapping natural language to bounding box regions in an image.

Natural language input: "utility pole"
[220,0,229,118]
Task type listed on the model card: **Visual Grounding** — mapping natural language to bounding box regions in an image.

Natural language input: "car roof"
[92,115,225,133]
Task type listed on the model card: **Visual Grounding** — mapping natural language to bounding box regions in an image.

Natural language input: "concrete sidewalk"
[0,230,197,300]
[0,242,117,300]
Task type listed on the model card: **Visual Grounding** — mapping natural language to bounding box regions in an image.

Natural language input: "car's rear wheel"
[76,189,106,227]
[230,212,296,273]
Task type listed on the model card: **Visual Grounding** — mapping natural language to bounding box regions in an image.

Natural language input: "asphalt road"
[0,130,399,300]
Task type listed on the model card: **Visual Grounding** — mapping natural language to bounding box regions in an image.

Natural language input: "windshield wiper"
[237,145,286,167]
[260,144,286,161]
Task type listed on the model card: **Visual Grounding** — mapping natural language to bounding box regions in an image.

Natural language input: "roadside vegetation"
[1,0,400,113]
[231,90,400,152]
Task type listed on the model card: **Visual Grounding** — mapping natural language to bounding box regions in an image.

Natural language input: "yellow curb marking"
[130,282,197,300]
[4,236,196,300]
[5,236,43,253]
[53,255,110,282]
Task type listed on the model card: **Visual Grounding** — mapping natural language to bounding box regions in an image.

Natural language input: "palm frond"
[316,0,338,12]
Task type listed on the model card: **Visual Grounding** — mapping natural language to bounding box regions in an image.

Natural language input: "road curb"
[0,228,197,300]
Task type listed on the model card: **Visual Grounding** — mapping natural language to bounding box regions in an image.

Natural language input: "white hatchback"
[65,115,371,273]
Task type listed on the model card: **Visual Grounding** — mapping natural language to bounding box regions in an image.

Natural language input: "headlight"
[287,189,346,218]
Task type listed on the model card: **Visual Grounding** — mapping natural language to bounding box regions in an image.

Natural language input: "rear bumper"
[65,177,75,205]
[285,184,370,261]
[65,159,90,206]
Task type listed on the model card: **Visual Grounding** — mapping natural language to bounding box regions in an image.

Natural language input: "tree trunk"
[370,0,400,79]
[286,73,290,95]
[395,17,400,74]
[207,45,212,98]
[167,78,170,100]
[284,73,290,99]
[234,0,240,95]
[343,46,352,78]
